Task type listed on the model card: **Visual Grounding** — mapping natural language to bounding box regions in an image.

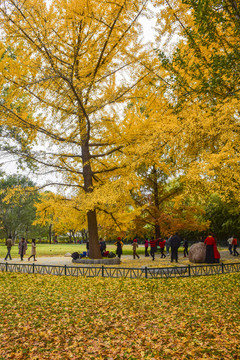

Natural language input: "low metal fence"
[0,261,240,279]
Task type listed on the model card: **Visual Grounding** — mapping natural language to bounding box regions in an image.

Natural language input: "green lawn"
[0,242,86,258]
[0,272,239,359]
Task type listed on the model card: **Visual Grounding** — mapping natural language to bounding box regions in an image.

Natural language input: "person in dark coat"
[183,238,189,257]
[204,233,216,263]
[169,233,181,263]
[18,237,28,261]
[144,238,149,257]
[114,237,123,259]
[5,236,13,261]
[99,238,106,256]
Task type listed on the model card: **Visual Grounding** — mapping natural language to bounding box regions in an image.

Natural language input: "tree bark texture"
[152,166,161,239]
[82,140,102,259]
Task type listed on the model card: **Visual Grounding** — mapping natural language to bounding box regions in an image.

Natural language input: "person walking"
[159,238,166,258]
[227,236,233,255]
[183,238,189,257]
[232,237,239,256]
[169,233,181,263]
[149,237,157,261]
[144,238,149,257]
[28,239,37,261]
[166,236,171,256]
[132,239,140,259]
[114,237,123,259]
[18,237,28,261]
[5,236,13,261]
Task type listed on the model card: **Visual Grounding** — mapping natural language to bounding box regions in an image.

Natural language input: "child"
[132,239,140,259]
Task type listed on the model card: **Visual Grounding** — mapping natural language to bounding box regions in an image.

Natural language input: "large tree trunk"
[25,225,29,242]
[49,224,52,244]
[152,166,161,239]
[87,209,102,258]
[155,224,160,239]
[82,138,102,259]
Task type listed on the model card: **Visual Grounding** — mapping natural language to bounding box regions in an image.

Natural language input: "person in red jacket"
[204,233,216,263]
[144,238,149,257]
[159,239,166,258]
[149,237,157,261]
[213,243,220,263]
[232,237,239,256]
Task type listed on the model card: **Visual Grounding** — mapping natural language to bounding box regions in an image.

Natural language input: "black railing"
[0,261,240,279]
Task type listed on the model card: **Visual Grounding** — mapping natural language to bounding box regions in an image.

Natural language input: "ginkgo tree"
[155,0,240,102]
[153,0,240,200]
[0,0,154,258]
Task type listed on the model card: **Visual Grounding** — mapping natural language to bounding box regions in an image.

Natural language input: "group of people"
[4,236,37,261]
[113,234,188,262]
[115,232,234,264]
[204,233,239,263]
[143,237,166,260]
[143,235,188,263]
[5,233,239,263]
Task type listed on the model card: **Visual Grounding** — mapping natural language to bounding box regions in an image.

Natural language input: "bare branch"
[36,182,84,191]
[96,207,122,230]
[93,166,122,174]
[90,146,123,159]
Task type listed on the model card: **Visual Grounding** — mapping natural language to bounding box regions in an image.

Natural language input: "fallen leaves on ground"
[0,273,239,359]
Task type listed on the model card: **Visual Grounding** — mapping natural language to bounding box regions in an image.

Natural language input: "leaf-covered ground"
[0,273,239,360]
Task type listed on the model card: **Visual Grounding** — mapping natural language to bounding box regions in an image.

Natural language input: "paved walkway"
[1,250,239,266]
[1,256,73,266]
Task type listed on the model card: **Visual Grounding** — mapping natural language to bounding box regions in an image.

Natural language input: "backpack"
[71,252,80,260]
[108,252,116,258]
